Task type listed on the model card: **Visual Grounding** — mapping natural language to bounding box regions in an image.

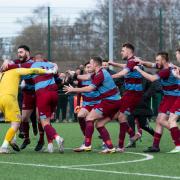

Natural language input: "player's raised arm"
[134,66,158,82]
[76,74,91,81]
[134,57,156,68]
[16,67,57,76]
[1,60,32,71]
[108,61,126,68]
[112,68,129,78]
[63,84,95,94]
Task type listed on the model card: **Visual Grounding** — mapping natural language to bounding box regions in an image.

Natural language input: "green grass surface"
[0,122,180,180]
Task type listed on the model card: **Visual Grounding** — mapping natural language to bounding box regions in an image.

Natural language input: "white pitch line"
[0,160,179,179]
[0,161,67,169]
[27,147,154,167]
[67,152,153,168]
[65,167,180,180]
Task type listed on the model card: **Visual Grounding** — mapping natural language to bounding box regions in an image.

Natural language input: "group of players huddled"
[0,43,179,154]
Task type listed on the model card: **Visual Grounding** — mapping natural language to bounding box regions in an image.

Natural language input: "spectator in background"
[55,73,68,123]
[176,48,180,63]
[65,70,76,122]
[79,64,84,75]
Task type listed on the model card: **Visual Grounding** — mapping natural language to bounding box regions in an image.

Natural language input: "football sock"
[127,126,135,138]
[85,121,94,147]
[38,122,44,143]
[170,127,180,146]
[152,132,162,148]
[135,119,142,136]
[2,127,16,148]
[22,122,30,140]
[78,117,86,136]
[119,122,129,148]
[44,124,57,141]
[97,126,113,149]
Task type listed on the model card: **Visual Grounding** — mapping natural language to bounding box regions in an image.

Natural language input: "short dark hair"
[84,61,90,67]
[18,45,30,52]
[122,43,135,52]
[176,48,180,53]
[102,59,108,63]
[157,52,169,61]
[91,56,103,66]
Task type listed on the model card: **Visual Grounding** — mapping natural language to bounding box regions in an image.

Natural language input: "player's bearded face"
[155,56,163,69]
[18,53,27,61]
[18,49,28,61]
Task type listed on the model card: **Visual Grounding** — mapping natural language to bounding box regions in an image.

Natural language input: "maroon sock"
[85,121,94,146]
[44,124,57,141]
[19,123,23,134]
[22,122,30,140]
[135,119,142,135]
[38,122,44,143]
[119,122,129,148]
[97,127,113,149]
[31,118,37,133]
[78,117,86,136]
[170,127,180,146]
[153,132,162,148]
[127,126,135,138]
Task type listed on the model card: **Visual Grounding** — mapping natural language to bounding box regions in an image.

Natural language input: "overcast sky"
[0,0,97,37]
[0,0,97,8]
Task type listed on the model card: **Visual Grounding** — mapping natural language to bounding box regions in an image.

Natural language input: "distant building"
[0,37,14,60]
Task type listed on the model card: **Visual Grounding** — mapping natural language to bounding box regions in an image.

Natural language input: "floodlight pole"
[109,0,113,61]
[159,7,163,51]
[48,6,51,61]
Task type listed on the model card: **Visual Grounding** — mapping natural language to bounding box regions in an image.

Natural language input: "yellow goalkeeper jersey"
[0,68,46,98]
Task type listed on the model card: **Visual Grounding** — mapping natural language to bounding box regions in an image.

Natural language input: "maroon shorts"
[93,99,121,119]
[119,91,143,115]
[169,97,180,115]
[36,91,58,120]
[22,91,36,110]
[158,95,178,114]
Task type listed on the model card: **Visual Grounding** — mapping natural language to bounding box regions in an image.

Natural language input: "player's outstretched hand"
[108,60,115,65]
[133,66,140,70]
[49,62,58,72]
[46,66,58,74]
[134,56,144,65]
[63,84,74,94]
[1,59,11,71]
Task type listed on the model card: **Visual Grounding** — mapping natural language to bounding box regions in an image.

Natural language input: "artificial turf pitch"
[0,122,179,180]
